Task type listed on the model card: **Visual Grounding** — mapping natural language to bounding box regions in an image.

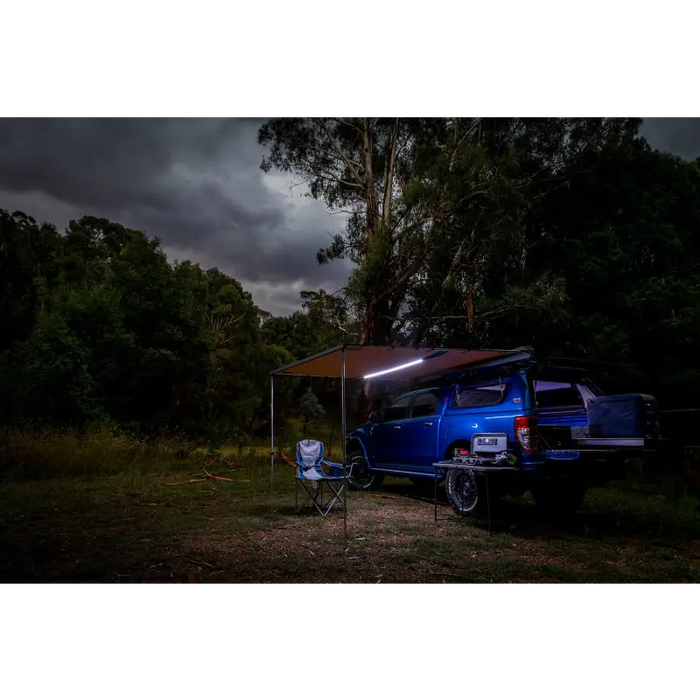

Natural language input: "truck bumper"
[572,437,668,451]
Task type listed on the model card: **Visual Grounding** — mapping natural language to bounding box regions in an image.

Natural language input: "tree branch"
[303,143,363,169]
[329,118,363,133]
[382,118,400,222]
[386,300,546,325]
[312,119,364,186]
[373,256,423,307]
[297,154,364,190]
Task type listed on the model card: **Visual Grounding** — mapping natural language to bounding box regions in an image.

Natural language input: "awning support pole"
[270,374,274,511]
[341,345,348,553]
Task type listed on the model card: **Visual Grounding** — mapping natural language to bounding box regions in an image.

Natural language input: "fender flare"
[346,435,374,469]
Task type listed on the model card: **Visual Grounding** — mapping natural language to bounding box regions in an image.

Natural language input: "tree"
[0,210,62,353]
[0,209,285,440]
[298,388,325,436]
[259,118,640,348]
[3,117,698,437]
[490,134,700,406]
[300,288,358,343]
[259,118,642,420]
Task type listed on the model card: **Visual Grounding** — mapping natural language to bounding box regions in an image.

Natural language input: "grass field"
[1,429,699,583]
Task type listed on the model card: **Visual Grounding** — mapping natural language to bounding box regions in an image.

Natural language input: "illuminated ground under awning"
[270,345,530,381]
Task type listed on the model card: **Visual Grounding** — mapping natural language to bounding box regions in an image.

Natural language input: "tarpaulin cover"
[587,393,657,438]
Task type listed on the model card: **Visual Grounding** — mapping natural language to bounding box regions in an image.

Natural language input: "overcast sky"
[0,118,698,316]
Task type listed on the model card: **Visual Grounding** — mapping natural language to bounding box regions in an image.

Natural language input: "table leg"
[485,473,492,535]
[434,464,438,523]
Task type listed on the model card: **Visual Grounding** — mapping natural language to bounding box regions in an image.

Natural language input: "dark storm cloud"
[642,118,700,161]
[0,118,349,315]
[1,118,697,315]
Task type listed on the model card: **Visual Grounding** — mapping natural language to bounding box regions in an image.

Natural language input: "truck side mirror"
[369,410,382,423]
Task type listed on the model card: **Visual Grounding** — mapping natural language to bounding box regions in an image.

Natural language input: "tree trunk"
[360,299,394,346]
[355,381,385,426]
[356,303,394,424]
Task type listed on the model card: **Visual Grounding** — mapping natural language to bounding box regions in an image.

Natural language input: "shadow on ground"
[377,479,700,541]
[2,474,698,583]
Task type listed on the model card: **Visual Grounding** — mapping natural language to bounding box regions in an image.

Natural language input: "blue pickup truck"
[347,353,661,516]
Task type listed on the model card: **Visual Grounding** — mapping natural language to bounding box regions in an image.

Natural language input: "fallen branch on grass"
[205,456,241,470]
[203,467,234,482]
[167,468,235,486]
[167,478,209,486]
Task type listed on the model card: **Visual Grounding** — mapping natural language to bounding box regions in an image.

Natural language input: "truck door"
[400,389,442,472]
[373,394,412,467]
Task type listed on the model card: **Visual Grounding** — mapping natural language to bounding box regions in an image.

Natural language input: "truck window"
[411,390,440,418]
[534,383,584,408]
[383,395,411,422]
[455,384,505,408]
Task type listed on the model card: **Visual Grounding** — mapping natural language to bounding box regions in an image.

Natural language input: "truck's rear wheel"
[348,449,384,491]
[531,479,587,515]
[445,467,487,516]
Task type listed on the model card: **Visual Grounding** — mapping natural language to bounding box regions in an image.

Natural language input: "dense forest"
[2,118,699,443]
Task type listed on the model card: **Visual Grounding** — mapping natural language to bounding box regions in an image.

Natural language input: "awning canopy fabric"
[270,345,528,381]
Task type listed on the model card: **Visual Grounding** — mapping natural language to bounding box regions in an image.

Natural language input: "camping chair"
[292,439,353,516]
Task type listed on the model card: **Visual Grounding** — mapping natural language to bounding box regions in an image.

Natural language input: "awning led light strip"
[363,358,424,380]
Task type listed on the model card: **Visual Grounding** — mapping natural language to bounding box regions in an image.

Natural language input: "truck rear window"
[455,386,505,408]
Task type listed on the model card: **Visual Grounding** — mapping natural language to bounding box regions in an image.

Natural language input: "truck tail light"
[515,415,541,453]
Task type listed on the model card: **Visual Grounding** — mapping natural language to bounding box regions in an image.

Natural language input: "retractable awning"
[270,344,528,381]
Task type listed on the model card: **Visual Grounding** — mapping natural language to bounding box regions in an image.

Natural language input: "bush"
[0,426,183,483]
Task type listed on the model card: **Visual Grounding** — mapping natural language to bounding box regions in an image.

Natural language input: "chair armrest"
[322,461,353,479]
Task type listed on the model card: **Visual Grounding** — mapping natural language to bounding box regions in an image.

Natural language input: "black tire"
[530,479,587,515]
[445,467,488,517]
[348,449,384,491]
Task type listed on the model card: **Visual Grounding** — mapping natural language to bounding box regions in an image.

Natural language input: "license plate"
[546,449,581,461]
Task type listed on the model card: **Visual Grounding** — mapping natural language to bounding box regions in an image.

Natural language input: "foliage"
[298,388,325,435]
[259,118,641,346]
[2,118,700,442]
[260,118,700,408]
[0,212,291,441]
